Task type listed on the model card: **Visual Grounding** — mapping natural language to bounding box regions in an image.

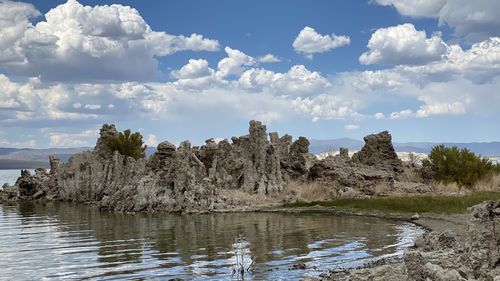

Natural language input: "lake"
[0,169,36,187]
[0,202,423,280]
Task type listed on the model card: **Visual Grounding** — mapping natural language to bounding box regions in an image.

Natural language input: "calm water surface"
[0,202,423,280]
[0,169,35,187]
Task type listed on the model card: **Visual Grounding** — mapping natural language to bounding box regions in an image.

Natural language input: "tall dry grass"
[429,173,500,193]
[221,182,339,206]
[431,181,462,193]
[285,181,338,202]
[400,166,422,182]
[473,173,500,191]
[222,189,279,206]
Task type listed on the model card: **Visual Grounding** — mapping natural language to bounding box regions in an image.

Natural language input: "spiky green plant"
[107,129,146,163]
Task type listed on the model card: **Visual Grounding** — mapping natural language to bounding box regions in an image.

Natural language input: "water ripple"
[0,202,424,280]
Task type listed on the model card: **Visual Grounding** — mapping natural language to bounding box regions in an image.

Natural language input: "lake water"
[0,202,423,280]
[0,169,36,187]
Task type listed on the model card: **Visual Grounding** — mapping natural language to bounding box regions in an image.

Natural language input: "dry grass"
[221,182,338,206]
[285,181,337,202]
[373,182,391,195]
[223,189,279,206]
[431,181,462,193]
[400,166,422,182]
[473,173,500,192]
[429,173,500,193]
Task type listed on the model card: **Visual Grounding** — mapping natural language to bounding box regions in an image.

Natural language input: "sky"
[0,0,499,148]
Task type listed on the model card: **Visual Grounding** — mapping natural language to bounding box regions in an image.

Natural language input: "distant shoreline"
[0,159,49,170]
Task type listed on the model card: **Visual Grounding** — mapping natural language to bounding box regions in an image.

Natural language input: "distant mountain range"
[0,146,156,169]
[0,147,91,169]
[309,138,500,156]
[1,139,499,169]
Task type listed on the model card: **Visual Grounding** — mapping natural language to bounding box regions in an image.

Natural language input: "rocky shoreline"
[296,201,499,281]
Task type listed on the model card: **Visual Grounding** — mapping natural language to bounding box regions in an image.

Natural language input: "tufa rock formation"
[309,131,405,195]
[351,131,403,173]
[1,121,410,212]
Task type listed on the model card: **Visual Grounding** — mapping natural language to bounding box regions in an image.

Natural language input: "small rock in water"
[411,213,420,220]
[290,262,307,270]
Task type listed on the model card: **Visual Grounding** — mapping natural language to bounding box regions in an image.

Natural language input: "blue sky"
[0,0,499,148]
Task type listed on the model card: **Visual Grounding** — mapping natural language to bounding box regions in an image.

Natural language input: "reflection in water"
[0,202,423,280]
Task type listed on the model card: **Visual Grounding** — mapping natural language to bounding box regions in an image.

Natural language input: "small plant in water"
[231,234,253,280]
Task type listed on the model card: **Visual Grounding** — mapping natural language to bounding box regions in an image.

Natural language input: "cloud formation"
[49,129,98,147]
[0,0,219,82]
[293,26,350,57]
[374,0,446,18]
[238,65,330,96]
[360,23,448,65]
[257,54,281,63]
[216,47,256,78]
[374,0,500,42]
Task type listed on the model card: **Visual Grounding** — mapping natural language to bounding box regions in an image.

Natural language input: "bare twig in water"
[231,234,253,280]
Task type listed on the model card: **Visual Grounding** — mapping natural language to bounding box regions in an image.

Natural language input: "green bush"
[422,145,495,187]
[107,129,146,162]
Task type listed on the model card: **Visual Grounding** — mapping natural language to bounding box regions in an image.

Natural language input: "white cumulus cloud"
[0,0,219,82]
[360,23,448,65]
[257,54,281,63]
[171,58,221,90]
[238,65,330,96]
[293,26,350,57]
[216,47,256,78]
[374,0,500,42]
[374,0,446,18]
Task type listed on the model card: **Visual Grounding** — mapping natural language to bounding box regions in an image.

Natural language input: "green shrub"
[107,129,146,162]
[422,145,495,187]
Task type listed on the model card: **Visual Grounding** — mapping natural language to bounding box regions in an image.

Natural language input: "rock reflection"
[0,202,423,280]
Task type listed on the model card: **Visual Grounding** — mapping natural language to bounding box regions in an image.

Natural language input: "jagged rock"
[419,164,437,183]
[94,124,118,158]
[393,181,433,193]
[339,147,349,158]
[414,230,458,251]
[149,141,177,171]
[49,155,60,174]
[0,184,17,201]
[5,121,421,212]
[13,121,315,212]
[404,250,426,281]
[465,200,500,277]
[309,154,395,195]
[352,131,403,173]
[15,169,50,200]
[157,141,177,156]
[287,136,312,179]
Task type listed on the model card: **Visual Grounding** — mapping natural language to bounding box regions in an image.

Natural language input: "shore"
[285,200,500,281]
